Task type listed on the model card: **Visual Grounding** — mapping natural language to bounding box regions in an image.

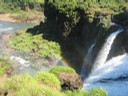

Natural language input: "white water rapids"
[10,56,30,67]
[83,28,128,96]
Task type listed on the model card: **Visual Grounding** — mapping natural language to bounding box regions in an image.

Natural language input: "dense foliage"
[0,0,44,11]
[44,0,128,39]
[44,0,86,38]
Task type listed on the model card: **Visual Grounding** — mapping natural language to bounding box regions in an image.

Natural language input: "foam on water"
[11,56,30,67]
[0,27,13,32]
[83,28,128,96]
[84,54,128,96]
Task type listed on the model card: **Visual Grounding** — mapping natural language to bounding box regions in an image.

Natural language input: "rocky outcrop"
[27,3,128,74]
[58,72,83,90]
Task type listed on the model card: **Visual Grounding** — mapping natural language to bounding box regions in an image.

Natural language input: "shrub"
[34,72,61,90]
[88,87,108,96]
[49,66,76,76]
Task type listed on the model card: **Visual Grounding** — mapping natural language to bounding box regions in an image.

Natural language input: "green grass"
[0,56,12,76]
[34,72,61,90]
[0,69,108,96]
[49,66,76,76]
[64,90,87,96]
[15,85,64,96]
[6,73,63,96]
[8,31,62,59]
[6,74,37,91]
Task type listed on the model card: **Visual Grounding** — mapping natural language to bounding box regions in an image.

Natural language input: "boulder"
[58,72,83,90]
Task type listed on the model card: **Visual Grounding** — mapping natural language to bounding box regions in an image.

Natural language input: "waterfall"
[80,44,95,78]
[83,28,128,96]
[94,28,123,67]
[87,44,95,63]
[84,54,128,96]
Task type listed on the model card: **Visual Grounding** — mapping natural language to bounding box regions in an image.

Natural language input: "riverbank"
[0,14,15,22]
[0,12,44,23]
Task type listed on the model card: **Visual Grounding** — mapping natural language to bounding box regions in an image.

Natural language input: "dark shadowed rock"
[0,90,8,96]
[58,72,83,90]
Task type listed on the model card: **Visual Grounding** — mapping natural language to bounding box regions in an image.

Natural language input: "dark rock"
[58,72,83,90]
[0,90,8,96]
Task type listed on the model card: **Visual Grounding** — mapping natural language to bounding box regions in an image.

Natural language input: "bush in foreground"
[34,72,61,90]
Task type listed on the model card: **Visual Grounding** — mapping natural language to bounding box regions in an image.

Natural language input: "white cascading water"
[83,28,128,96]
[94,28,123,67]
[80,44,95,78]
[87,44,95,63]
[10,56,30,67]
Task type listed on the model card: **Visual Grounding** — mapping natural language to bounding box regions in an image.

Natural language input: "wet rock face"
[58,72,83,90]
[106,26,128,60]
[123,27,128,52]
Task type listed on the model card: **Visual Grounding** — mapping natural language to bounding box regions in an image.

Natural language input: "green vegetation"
[0,56,12,76]
[88,88,108,96]
[1,0,126,96]
[6,73,63,96]
[0,0,45,22]
[64,90,87,96]
[34,72,61,90]
[43,0,128,39]
[15,85,63,96]
[50,66,76,76]
[0,66,108,96]
[8,31,61,59]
